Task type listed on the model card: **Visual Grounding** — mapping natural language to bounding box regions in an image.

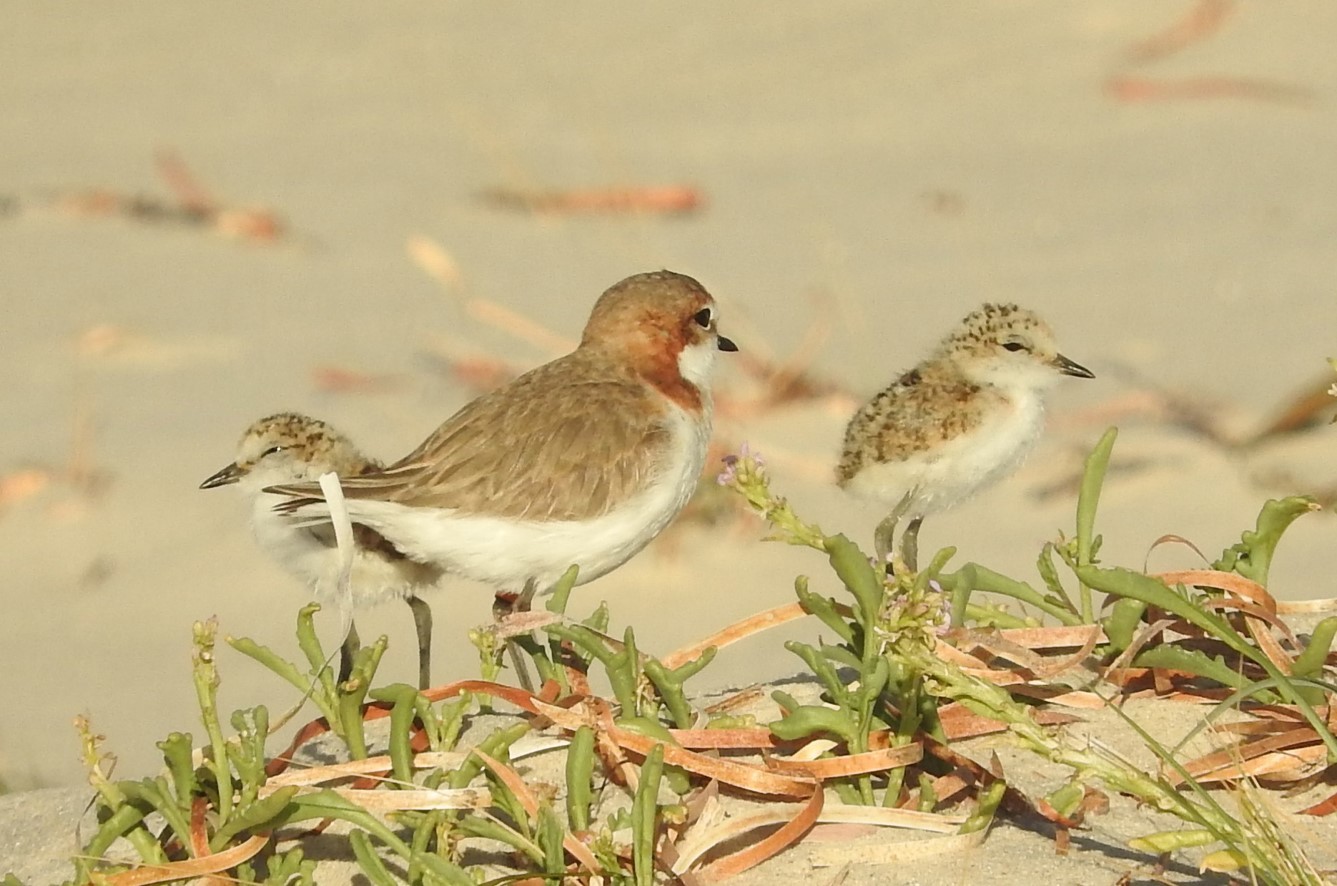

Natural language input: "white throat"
[677,339,717,390]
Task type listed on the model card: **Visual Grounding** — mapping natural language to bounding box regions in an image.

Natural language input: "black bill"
[199,463,243,489]
[1053,353,1095,379]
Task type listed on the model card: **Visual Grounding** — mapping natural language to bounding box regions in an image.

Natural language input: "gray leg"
[873,515,899,566]
[494,578,538,693]
[874,491,915,568]
[339,619,361,685]
[901,516,924,574]
[407,595,433,691]
[516,577,540,612]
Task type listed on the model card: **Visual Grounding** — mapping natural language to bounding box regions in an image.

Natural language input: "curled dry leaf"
[102,834,268,886]
[310,366,405,394]
[479,184,704,215]
[1122,0,1235,63]
[1106,75,1315,106]
[1174,727,1330,787]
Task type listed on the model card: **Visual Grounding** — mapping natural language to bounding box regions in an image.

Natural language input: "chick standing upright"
[837,303,1094,570]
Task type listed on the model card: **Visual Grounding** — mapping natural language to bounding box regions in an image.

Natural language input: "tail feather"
[270,495,327,517]
[264,472,413,509]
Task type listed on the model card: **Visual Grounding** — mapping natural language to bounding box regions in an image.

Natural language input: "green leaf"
[1129,828,1218,853]
[546,564,581,614]
[1075,428,1118,622]
[1213,497,1319,587]
[1036,543,1076,615]
[632,743,665,886]
[349,829,398,886]
[1292,617,1337,679]
[1132,646,1249,692]
[769,704,860,744]
[565,725,595,832]
[1045,780,1085,818]
[537,804,569,876]
[939,563,1083,627]
[796,579,855,644]
[825,534,884,628]
[1101,598,1147,653]
[368,683,420,785]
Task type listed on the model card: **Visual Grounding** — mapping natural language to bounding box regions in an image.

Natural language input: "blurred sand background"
[1,1,1335,794]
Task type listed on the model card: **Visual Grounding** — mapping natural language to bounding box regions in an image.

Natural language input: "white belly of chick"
[250,493,421,608]
[848,392,1045,519]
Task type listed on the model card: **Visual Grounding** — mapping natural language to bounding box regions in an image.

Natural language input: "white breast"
[307,404,710,595]
[847,390,1045,519]
[249,491,427,608]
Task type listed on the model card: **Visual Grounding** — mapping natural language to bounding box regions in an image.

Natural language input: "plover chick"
[201,413,443,689]
[267,271,737,686]
[836,303,1093,571]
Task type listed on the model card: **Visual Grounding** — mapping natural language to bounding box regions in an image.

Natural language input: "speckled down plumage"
[837,302,1092,519]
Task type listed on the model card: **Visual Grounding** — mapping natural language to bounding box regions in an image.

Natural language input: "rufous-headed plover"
[837,303,1093,571]
[268,270,737,679]
[201,413,441,689]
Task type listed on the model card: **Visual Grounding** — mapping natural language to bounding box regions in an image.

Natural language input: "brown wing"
[271,349,672,522]
[836,364,991,482]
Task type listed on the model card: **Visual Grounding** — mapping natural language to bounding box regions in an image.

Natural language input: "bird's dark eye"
[693,307,713,328]
[1002,341,1028,352]
[260,445,284,458]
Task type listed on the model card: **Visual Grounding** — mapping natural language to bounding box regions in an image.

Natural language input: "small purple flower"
[738,440,765,470]
[717,442,768,486]
[716,454,740,486]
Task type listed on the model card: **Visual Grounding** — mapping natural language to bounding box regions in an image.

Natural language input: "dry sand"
[2,2,1336,881]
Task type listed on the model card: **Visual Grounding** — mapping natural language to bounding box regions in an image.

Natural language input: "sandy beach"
[2,2,1336,880]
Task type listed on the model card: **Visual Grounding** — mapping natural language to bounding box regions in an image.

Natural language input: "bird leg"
[407,595,433,691]
[338,618,361,685]
[493,579,539,693]
[873,491,915,571]
[873,515,899,567]
[901,516,924,574]
[516,577,540,612]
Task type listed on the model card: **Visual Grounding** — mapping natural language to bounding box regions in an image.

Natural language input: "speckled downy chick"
[837,303,1094,570]
[200,413,441,689]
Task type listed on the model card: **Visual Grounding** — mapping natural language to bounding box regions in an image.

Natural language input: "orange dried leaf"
[766,744,922,779]
[662,602,810,670]
[1301,788,1337,816]
[1174,727,1325,785]
[104,834,268,886]
[683,788,822,882]
[480,184,704,215]
[1123,0,1235,63]
[1107,75,1314,106]
[310,366,402,394]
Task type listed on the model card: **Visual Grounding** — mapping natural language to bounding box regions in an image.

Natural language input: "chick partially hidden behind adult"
[837,303,1094,571]
[200,413,441,690]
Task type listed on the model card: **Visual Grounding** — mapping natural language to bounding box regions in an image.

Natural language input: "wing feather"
[269,350,673,522]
